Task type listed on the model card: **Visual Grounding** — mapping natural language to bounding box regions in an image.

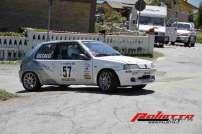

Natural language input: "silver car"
[172,22,197,47]
[19,40,156,93]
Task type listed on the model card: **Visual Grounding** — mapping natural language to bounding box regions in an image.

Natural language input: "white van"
[138,5,169,47]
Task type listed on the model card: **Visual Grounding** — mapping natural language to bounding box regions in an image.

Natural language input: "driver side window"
[55,42,86,60]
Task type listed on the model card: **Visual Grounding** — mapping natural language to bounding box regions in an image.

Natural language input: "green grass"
[0,89,17,101]
[0,60,21,65]
[197,31,202,44]
[0,32,23,36]
[34,28,48,32]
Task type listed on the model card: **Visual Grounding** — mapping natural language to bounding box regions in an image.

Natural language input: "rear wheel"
[98,70,119,93]
[132,85,147,90]
[159,43,164,48]
[22,72,41,91]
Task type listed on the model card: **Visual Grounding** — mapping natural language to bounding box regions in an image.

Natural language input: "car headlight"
[123,64,139,70]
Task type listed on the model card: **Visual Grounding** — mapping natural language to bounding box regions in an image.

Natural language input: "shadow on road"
[16,86,155,96]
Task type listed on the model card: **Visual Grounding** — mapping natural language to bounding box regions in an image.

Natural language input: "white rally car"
[19,40,156,92]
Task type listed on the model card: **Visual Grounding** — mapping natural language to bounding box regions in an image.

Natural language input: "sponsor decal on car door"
[60,60,93,84]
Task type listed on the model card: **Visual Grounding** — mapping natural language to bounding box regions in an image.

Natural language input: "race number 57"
[63,66,72,78]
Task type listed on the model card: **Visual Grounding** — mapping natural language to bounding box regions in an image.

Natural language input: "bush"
[0,32,23,36]
[0,89,16,101]
[197,31,202,44]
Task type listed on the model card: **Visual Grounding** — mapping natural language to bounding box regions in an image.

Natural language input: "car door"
[35,43,62,85]
[55,41,93,85]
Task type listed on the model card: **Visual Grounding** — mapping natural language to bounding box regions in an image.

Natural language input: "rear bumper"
[116,69,156,86]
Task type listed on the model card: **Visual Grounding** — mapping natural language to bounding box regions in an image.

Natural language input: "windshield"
[139,16,164,26]
[172,23,191,30]
[82,41,121,57]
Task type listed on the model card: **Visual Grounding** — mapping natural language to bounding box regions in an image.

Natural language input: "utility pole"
[137,10,141,30]
[47,0,53,41]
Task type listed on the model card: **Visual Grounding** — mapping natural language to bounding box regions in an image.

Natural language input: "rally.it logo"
[130,112,194,124]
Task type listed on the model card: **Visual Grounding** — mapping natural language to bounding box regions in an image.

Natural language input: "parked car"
[172,22,196,47]
[19,40,156,93]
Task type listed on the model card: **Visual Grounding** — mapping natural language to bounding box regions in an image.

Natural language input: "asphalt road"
[0,44,202,134]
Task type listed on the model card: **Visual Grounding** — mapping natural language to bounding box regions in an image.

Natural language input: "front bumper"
[176,36,189,43]
[116,69,156,86]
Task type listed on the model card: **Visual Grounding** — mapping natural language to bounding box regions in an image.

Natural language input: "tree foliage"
[198,2,202,28]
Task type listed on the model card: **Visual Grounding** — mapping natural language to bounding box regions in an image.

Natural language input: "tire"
[165,41,169,45]
[98,70,119,93]
[191,43,195,47]
[132,85,147,90]
[22,72,41,91]
[190,36,196,47]
[184,42,191,47]
[171,41,175,45]
[159,43,164,48]
[59,85,70,88]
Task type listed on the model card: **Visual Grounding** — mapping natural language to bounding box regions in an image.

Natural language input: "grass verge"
[34,28,48,32]
[0,60,21,65]
[137,51,164,61]
[0,32,23,36]
[197,31,202,44]
[0,89,17,101]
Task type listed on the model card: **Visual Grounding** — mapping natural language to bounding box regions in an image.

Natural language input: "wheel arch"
[22,71,42,85]
[96,68,120,86]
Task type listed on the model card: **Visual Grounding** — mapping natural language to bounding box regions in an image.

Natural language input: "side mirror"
[79,54,91,60]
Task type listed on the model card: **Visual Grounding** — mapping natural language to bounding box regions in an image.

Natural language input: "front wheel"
[132,85,147,90]
[22,72,41,91]
[191,43,195,47]
[184,42,191,47]
[98,70,119,93]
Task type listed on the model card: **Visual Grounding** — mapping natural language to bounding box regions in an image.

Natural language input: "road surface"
[0,44,202,134]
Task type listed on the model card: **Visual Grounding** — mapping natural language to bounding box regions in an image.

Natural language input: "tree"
[198,2,202,28]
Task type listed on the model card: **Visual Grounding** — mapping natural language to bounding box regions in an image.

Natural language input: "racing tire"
[98,70,119,93]
[132,85,147,90]
[22,72,41,91]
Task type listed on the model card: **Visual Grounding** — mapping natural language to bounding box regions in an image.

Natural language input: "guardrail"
[0,29,154,60]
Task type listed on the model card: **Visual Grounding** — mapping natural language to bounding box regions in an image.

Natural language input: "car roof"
[173,22,192,25]
[40,40,96,44]
[30,40,99,57]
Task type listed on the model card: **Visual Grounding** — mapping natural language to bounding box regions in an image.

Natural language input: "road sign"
[135,0,146,11]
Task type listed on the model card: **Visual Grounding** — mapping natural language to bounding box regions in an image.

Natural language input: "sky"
[188,0,201,7]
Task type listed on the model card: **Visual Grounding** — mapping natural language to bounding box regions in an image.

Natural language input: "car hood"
[95,56,152,65]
